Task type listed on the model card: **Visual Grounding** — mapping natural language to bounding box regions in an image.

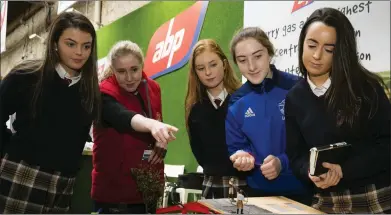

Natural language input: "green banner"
[96,1,244,172]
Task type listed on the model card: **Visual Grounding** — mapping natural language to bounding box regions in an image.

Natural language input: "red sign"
[292,0,314,13]
[144,1,209,79]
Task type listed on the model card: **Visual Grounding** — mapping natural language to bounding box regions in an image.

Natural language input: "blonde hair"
[185,39,241,130]
[99,40,144,82]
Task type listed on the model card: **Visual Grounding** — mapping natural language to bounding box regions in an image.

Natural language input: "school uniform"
[0,64,93,213]
[285,77,391,213]
[92,72,163,213]
[188,89,247,199]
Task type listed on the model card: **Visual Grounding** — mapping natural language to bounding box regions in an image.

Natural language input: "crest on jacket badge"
[278,99,285,120]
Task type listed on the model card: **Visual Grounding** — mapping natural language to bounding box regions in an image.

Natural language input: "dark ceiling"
[6,1,49,35]
[7,1,32,25]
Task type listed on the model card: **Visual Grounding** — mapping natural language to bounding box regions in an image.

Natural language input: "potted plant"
[131,163,165,213]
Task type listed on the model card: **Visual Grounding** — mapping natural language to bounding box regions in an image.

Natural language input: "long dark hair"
[298,7,388,127]
[11,12,100,121]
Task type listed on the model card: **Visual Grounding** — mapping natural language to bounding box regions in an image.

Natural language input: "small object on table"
[228,178,236,202]
[236,190,244,214]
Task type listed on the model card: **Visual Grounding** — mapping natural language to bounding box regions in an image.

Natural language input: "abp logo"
[291,0,314,13]
[144,1,209,79]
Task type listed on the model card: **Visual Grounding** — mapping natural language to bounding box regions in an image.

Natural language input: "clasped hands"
[229,150,282,180]
[308,162,343,189]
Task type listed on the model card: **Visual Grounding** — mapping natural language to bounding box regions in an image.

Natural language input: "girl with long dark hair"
[285,7,390,213]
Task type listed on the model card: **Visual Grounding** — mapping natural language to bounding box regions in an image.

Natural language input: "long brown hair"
[185,39,241,130]
[298,8,389,127]
[10,12,100,121]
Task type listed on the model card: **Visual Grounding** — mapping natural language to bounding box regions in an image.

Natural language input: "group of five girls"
[0,6,389,214]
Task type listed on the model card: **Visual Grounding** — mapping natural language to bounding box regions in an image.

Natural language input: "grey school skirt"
[0,154,76,213]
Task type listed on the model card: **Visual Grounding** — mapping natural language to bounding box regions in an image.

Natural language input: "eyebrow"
[307,38,335,47]
[64,38,92,45]
[195,60,216,67]
[118,65,139,70]
[236,49,264,58]
[252,49,263,55]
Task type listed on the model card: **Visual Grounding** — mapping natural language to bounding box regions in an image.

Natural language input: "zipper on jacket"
[133,91,148,117]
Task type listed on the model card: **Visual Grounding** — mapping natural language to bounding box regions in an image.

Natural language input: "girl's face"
[113,54,143,93]
[57,27,92,74]
[302,21,336,78]
[234,38,271,85]
[194,50,225,91]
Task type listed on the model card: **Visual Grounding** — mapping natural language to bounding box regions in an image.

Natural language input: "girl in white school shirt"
[185,39,246,199]
[0,12,176,214]
[285,7,390,214]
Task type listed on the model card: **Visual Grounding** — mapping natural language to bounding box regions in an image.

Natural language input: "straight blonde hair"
[99,40,144,82]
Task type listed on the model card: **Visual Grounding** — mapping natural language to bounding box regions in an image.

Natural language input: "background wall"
[1,1,150,77]
[243,1,390,93]
[70,2,244,212]
[2,1,244,172]
[96,1,244,172]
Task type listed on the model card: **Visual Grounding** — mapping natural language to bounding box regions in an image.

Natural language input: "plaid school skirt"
[202,175,247,199]
[312,184,391,214]
[0,154,76,214]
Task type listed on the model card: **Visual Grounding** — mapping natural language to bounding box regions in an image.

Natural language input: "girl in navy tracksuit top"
[225,27,310,204]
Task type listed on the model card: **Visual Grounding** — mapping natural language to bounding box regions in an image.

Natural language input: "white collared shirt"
[307,76,331,97]
[56,64,81,87]
[207,88,228,109]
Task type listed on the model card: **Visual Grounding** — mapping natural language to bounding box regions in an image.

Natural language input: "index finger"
[166,124,178,133]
